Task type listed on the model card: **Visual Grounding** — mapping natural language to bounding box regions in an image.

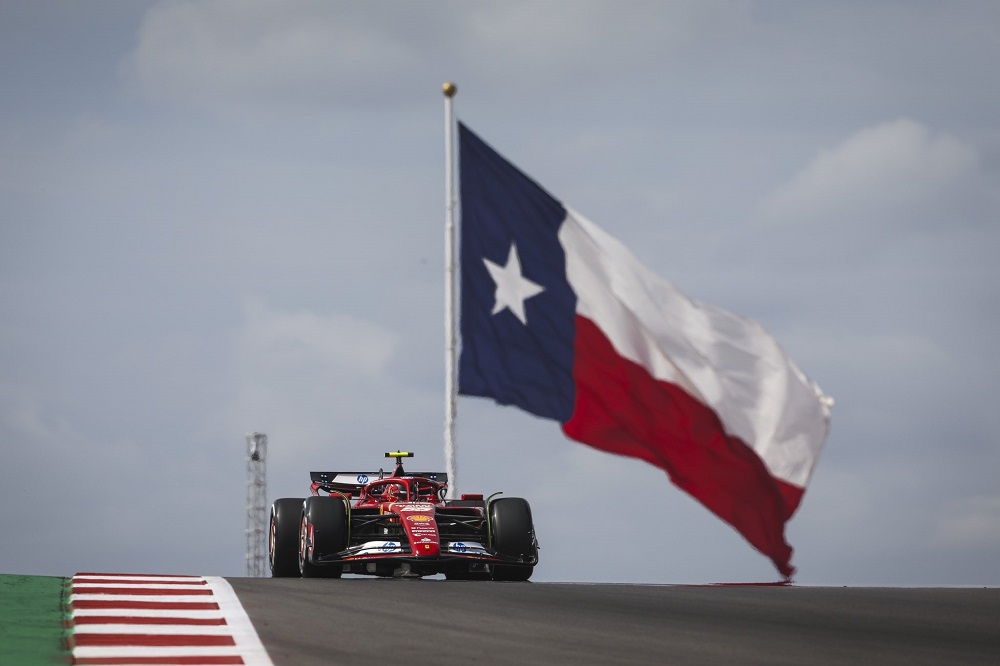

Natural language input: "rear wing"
[310,471,448,497]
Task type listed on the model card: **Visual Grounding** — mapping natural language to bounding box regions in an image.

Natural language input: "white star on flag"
[483,243,545,325]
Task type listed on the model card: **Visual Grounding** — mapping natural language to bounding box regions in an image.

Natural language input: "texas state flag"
[457,123,833,578]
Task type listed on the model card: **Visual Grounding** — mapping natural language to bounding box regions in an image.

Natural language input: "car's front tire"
[269,498,304,578]
[489,497,537,582]
[298,496,348,578]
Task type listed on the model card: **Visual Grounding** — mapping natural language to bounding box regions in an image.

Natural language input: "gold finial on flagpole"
[443,81,458,98]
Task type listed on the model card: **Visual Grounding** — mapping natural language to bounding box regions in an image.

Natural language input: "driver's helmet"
[384,483,404,502]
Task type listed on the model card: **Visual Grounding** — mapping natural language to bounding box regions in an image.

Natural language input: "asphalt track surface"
[227,578,999,665]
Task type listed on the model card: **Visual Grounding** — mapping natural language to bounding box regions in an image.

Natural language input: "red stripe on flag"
[71,586,214,596]
[563,315,799,578]
[73,634,236,647]
[73,657,244,665]
[72,600,220,611]
[72,616,227,626]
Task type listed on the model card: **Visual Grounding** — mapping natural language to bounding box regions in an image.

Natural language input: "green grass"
[0,575,70,665]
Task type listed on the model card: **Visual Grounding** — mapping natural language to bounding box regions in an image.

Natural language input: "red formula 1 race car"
[268,452,538,580]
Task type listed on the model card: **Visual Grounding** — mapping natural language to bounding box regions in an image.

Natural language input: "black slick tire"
[269,498,304,578]
[490,497,536,582]
[298,495,348,578]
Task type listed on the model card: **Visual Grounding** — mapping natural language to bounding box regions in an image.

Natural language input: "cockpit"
[361,478,443,504]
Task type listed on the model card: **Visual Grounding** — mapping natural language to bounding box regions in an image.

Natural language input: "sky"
[2,0,998,585]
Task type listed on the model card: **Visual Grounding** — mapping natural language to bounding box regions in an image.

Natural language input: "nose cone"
[400,507,440,557]
[415,541,440,557]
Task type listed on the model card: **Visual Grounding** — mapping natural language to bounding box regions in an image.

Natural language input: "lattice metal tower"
[244,432,268,577]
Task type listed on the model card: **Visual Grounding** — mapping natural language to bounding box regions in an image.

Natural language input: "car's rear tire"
[490,497,536,582]
[269,498,304,578]
[299,496,347,578]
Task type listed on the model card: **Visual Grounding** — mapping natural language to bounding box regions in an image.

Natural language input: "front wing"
[309,507,536,575]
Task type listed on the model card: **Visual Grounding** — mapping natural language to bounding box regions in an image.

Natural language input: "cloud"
[237,298,397,378]
[458,1,747,82]
[123,0,427,111]
[0,384,76,449]
[120,0,752,115]
[932,496,1000,550]
[761,118,979,224]
[225,299,443,493]
[228,299,401,448]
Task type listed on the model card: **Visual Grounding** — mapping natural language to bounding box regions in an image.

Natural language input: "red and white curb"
[67,573,273,665]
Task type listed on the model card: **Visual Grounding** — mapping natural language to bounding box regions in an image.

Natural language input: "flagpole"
[443,81,458,499]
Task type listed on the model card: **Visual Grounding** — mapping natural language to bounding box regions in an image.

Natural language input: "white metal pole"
[443,81,458,499]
